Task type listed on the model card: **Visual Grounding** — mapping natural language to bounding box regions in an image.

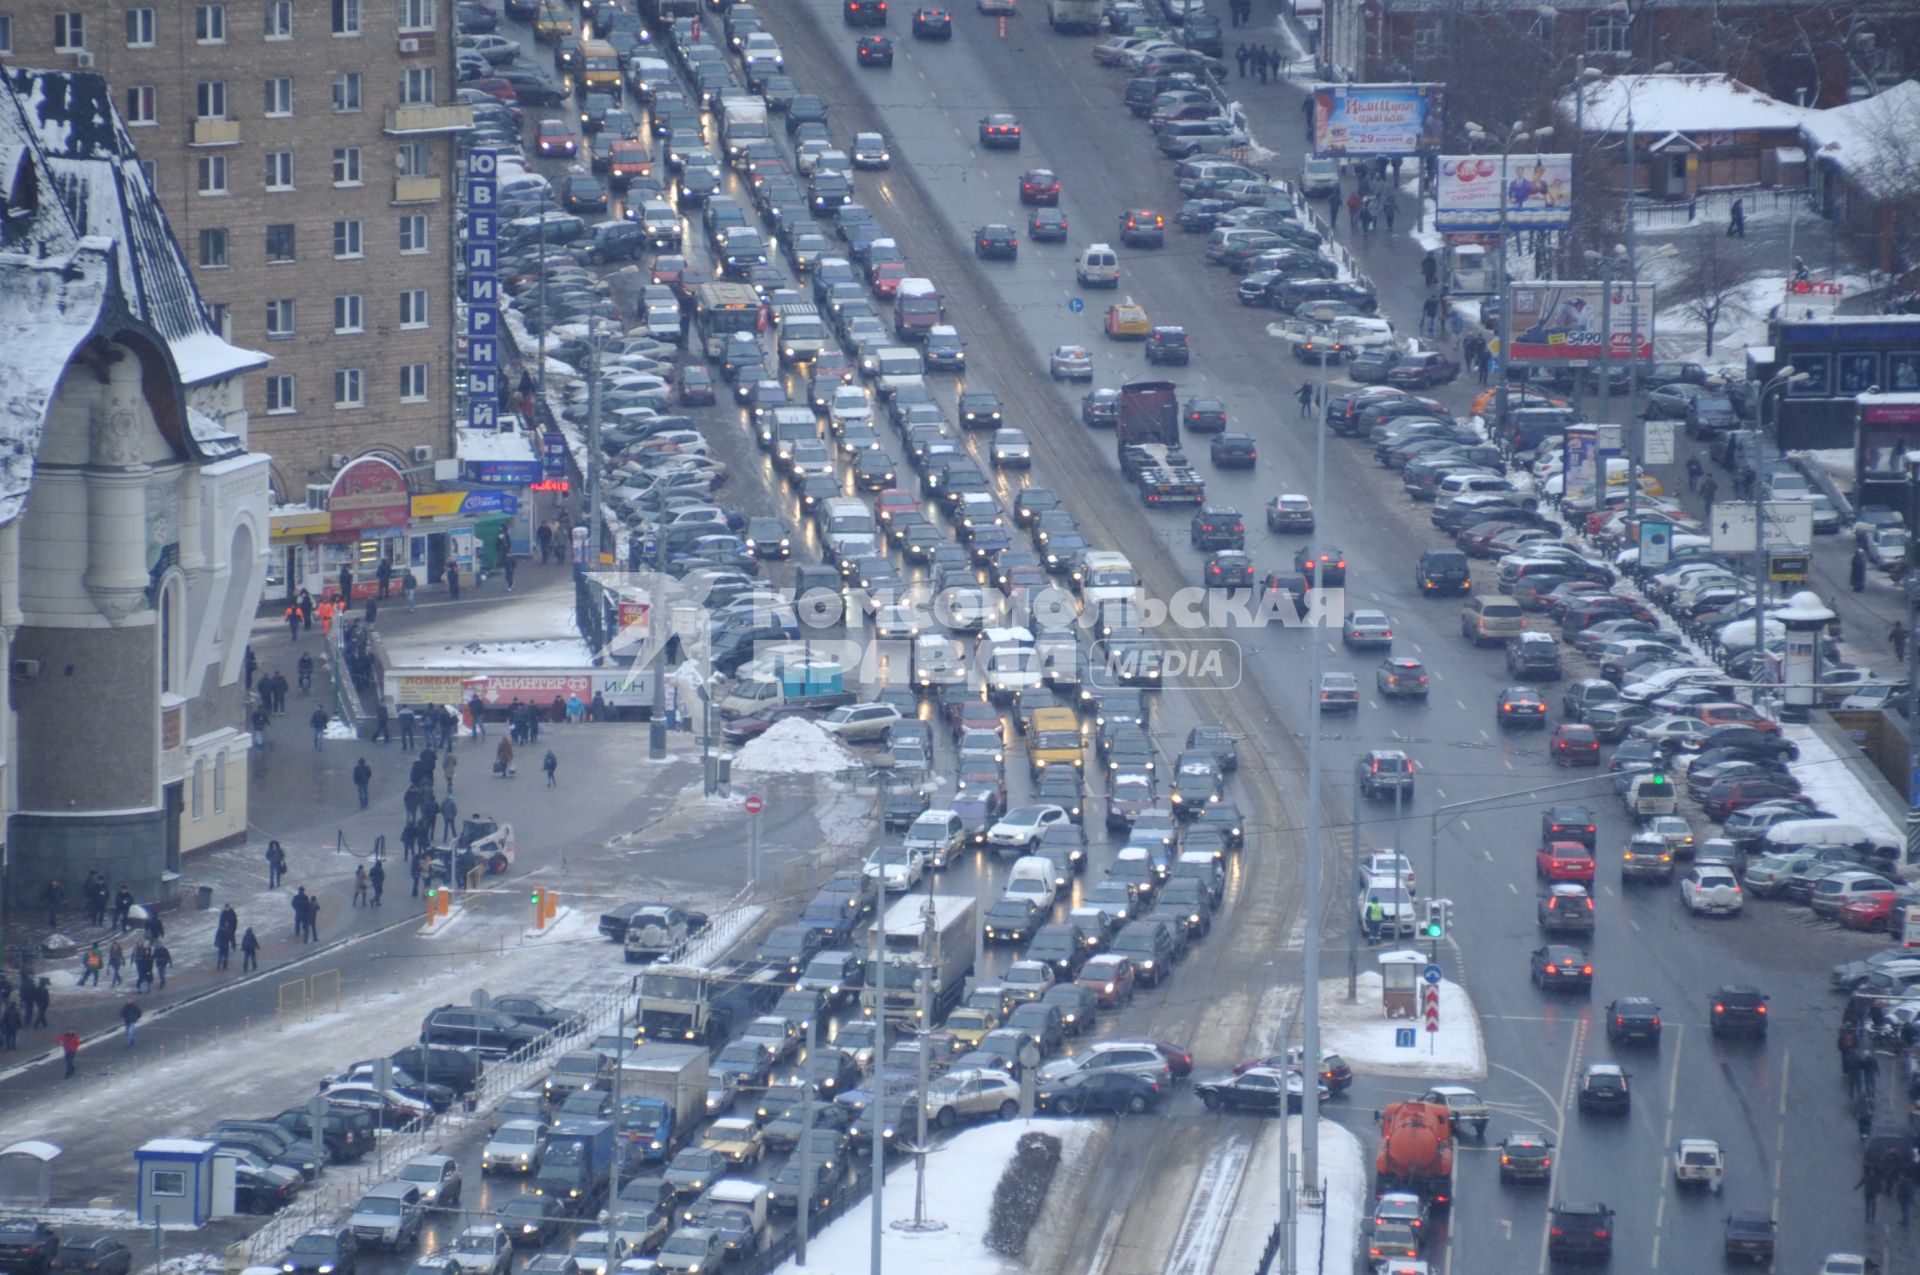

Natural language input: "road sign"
[1426,1016,1439,1033]
[1395,1028,1416,1048]
[1067,297,1085,313]
[1422,963,1443,985]
[1627,418,1675,466]
[744,795,764,815]
[1708,501,1814,553]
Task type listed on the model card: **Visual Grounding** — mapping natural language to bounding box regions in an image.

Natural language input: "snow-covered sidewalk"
[1212,1116,1367,1275]
[1319,972,1488,1081]
[1781,721,1902,843]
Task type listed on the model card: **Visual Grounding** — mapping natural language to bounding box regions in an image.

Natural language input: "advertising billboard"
[1434,154,1573,231]
[1311,84,1445,157]
[1508,282,1655,365]
[1562,427,1599,511]
[464,148,501,431]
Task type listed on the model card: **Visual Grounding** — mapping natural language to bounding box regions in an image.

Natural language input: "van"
[1028,707,1085,775]
[1461,595,1526,645]
[1300,156,1340,197]
[1006,856,1059,908]
[1075,244,1120,289]
[350,1182,424,1250]
[875,348,925,399]
[1624,773,1678,817]
[1080,551,1139,606]
[697,1179,770,1253]
[894,278,944,341]
[1416,549,1471,595]
[1171,850,1225,908]
[821,497,877,566]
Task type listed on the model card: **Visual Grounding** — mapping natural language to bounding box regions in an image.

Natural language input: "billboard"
[1508,282,1655,365]
[1435,154,1573,231]
[1563,427,1599,510]
[1311,84,1445,157]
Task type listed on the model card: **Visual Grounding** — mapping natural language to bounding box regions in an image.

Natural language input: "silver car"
[1049,344,1095,381]
[1343,609,1394,648]
[991,428,1033,468]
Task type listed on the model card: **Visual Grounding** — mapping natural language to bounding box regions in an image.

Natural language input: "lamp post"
[1465,120,1552,445]
[1298,342,1332,1202]
[1752,366,1810,700]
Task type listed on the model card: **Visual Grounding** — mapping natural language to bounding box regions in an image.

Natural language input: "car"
[1075,953,1138,1007]
[1203,551,1255,592]
[0,1225,62,1275]
[398,1153,464,1206]
[1293,546,1346,587]
[1189,504,1246,551]
[974,223,1019,260]
[1118,209,1165,247]
[1318,672,1360,712]
[978,113,1022,148]
[1529,945,1592,993]
[912,5,953,36]
[1497,1131,1554,1184]
[987,805,1071,851]
[1210,432,1257,468]
[1266,493,1315,532]
[1019,168,1061,205]
[1725,1212,1776,1264]
[1576,1062,1630,1115]
[535,119,578,157]
[1496,686,1549,727]
[1385,350,1461,388]
[1183,395,1229,432]
[1547,1201,1614,1263]
[1370,1191,1431,1252]
[1144,327,1190,365]
[856,33,894,64]
[1548,722,1601,765]
[1419,1085,1489,1139]
[1710,984,1768,1038]
[1030,207,1070,242]
[282,1228,359,1275]
[1050,345,1094,380]
[1105,300,1151,339]
[1035,1070,1164,1115]
[1672,1138,1725,1192]
[1537,882,1595,935]
[1536,841,1595,883]
[46,1240,130,1275]
[1376,657,1429,699]
[1343,610,1393,648]
[1194,1066,1320,1114]
[1681,863,1745,915]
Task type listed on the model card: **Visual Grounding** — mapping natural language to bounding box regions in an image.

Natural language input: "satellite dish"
[470,988,492,1009]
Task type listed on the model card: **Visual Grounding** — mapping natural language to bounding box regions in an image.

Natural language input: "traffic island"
[1319,971,1488,1080]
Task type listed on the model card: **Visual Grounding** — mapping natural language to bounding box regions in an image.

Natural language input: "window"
[265,150,293,190]
[398,214,428,254]
[400,0,435,30]
[335,368,365,409]
[199,227,229,268]
[331,72,362,113]
[332,147,362,185]
[209,303,230,340]
[332,218,362,258]
[124,85,156,125]
[266,223,296,263]
[266,374,295,413]
[399,289,429,329]
[264,0,292,37]
[0,15,12,54]
[125,7,154,46]
[334,293,364,333]
[397,141,430,177]
[54,12,84,51]
[150,1171,186,1198]
[265,298,296,339]
[1412,14,1441,58]
[213,749,227,814]
[191,758,204,820]
[264,77,292,117]
[1585,11,1630,53]
[159,580,177,694]
[195,80,227,120]
[399,363,428,402]
[331,0,360,35]
[399,66,436,106]
[196,155,228,195]
[195,3,225,41]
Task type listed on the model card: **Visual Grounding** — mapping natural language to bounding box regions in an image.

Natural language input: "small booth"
[0,1140,60,1205]
[1775,591,1836,721]
[1379,949,1424,1019]
[135,1138,215,1226]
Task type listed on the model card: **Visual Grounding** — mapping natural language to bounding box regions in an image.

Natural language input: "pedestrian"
[409,849,425,897]
[469,694,486,739]
[113,885,133,931]
[1419,296,1437,336]
[30,979,48,1027]
[403,569,418,612]
[353,865,370,907]
[152,941,170,990]
[286,604,301,643]
[1475,346,1492,387]
[1862,1166,1883,1220]
[1364,899,1384,943]
[59,1029,80,1076]
[377,557,393,600]
[1326,190,1340,229]
[1235,43,1247,77]
[307,894,322,942]
[1296,382,1315,419]
[1346,192,1362,229]
[503,554,517,591]
[445,560,461,601]
[1858,1091,1875,1142]
[1700,474,1718,511]
[495,737,515,777]
[42,878,63,928]
[369,859,385,906]
[544,749,559,787]
[352,757,373,809]
[144,911,163,943]
[241,927,259,972]
[214,927,232,970]
[1893,621,1909,663]
[536,521,554,565]
[372,704,390,745]
[266,840,286,888]
[1383,191,1398,232]
[78,944,102,986]
[107,940,124,987]
[310,706,328,750]
[1862,1045,1881,1099]
[1,1000,19,1050]
[1853,548,1869,592]
[567,693,585,725]
[120,997,141,1048]
[1685,454,1703,491]
[132,942,153,992]
[1728,197,1746,238]
[291,887,309,939]
[1421,251,1438,289]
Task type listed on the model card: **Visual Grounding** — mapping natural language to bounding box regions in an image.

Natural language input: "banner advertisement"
[1563,428,1599,510]
[466,148,500,433]
[1311,84,1445,157]
[1434,154,1573,231]
[1508,282,1655,364]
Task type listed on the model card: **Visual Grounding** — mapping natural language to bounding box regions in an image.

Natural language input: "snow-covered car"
[1049,344,1094,381]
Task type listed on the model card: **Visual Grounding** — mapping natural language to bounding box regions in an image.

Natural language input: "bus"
[692,282,768,359]
[580,39,623,95]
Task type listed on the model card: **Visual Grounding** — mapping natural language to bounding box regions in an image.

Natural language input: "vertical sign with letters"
[465,148,501,431]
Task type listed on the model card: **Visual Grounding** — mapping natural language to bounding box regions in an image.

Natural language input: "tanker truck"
[1374,1100,1455,1212]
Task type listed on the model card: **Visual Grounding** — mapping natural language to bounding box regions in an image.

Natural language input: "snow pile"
[1782,722,1902,842]
[1215,1117,1368,1275]
[1318,973,1487,1080]
[322,718,359,740]
[733,716,859,775]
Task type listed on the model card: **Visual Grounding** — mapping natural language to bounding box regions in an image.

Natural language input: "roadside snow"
[734,717,860,775]
[321,718,358,741]
[1782,722,1902,842]
[1213,1116,1367,1275]
[1319,973,1487,1080]
[769,1119,1093,1275]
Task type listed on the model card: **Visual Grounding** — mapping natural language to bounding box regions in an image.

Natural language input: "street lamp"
[1464,119,1552,444]
[1747,365,1810,700]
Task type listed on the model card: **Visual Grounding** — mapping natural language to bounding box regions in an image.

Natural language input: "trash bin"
[195,885,214,910]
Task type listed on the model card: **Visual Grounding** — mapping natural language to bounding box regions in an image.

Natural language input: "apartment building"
[1,0,472,498]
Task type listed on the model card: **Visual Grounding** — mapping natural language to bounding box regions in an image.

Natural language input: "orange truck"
[1374,1101,1455,1211]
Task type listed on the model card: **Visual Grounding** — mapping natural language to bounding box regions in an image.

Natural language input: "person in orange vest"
[285,604,301,642]
[318,599,334,635]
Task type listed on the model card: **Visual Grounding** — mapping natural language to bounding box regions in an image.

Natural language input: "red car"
[1075,953,1137,1007]
[1550,723,1602,765]
[870,261,908,298]
[1019,168,1061,206]
[874,489,920,524]
[948,699,1003,741]
[535,118,577,157]
[1838,889,1908,931]
[1536,840,1596,884]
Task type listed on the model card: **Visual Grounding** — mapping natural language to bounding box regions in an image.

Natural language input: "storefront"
[454,427,541,568]
[266,505,330,603]
[267,457,414,603]
[407,488,522,586]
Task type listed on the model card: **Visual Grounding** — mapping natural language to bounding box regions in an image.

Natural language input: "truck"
[1115,380,1206,505]
[1046,0,1103,32]
[636,961,785,1046]
[717,656,854,736]
[864,894,978,1029]
[719,98,771,162]
[533,1118,616,1213]
[1373,1101,1455,1212]
[617,1044,709,1162]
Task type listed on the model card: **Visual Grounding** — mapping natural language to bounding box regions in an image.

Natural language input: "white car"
[875,603,920,640]
[1001,959,1056,1001]
[741,32,785,70]
[829,385,873,429]
[457,33,520,62]
[1049,344,1095,381]
[864,845,925,891]
[851,131,891,170]
[987,804,1071,850]
[1343,609,1394,648]
[1672,1138,1724,1191]
[819,702,904,743]
[1358,851,1416,892]
[991,428,1032,468]
[1815,1256,1871,1275]
[1680,865,1744,915]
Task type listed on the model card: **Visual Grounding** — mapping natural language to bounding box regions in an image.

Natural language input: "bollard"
[543,890,557,924]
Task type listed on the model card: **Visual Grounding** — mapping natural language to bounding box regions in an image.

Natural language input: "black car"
[973,224,1019,260]
[1183,395,1229,433]
[1541,805,1598,849]
[1209,432,1257,468]
[1496,1132,1553,1185]
[1724,1212,1775,1264]
[959,390,1005,430]
[1529,945,1591,994]
[0,1222,59,1275]
[499,1195,567,1248]
[486,995,586,1037]
[1189,505,1245,551]
[1035,1070,1163,1115]
[1604,997,1661,1046]
[1144,327,1190,365]
[420,1006,541,1056]
[978,113,1022,148]
[912,5,952,36]
[280,1228,357,1275]
[1082,388,1121,427]
[1194,1067,1314,1113]
[1576,1063,1630,1114]
[856,34,894,65]
[1547,1201,1613,1262]
[1710,985,1768,1038]
[1496,686,1550,727]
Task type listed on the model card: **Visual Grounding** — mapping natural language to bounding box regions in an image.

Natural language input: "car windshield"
[292,1238,340,1258]
[360,1199,404,1217]
[493,1127,540,1147]
[400,1163,442,1182]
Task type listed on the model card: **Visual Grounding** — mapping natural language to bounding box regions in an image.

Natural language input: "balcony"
[384,103,474,136]
[393,175,444,204]
[189,118,241,147]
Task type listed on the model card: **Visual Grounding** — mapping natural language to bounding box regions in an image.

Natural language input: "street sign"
[1628,418,1676,466]
[1395,1028,1416,1048]
[1769,554,1810,582]
[1067,297,1085,313]
[1707,502,1814,553]
[1422,963,1443,985]
[1425,1016,1439,1033]
[744,795,764,815]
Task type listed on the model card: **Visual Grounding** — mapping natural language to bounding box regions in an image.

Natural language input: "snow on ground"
[1319,973,1487,1081]
[380,594,593,670]
[1213,1116,1367,1275]
[1782,722,1902,842]
[734,717,860,775]
[321,718,358,740]
[768,1119,1093,1275]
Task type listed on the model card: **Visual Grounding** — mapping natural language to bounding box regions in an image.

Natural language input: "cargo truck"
[864,894,977,1028]
[1374,1101,1455,1212]
[636,961,785,1046]
[618,1044,709,1162]
[533,1118,616,1214]
[1116,380,1206,506]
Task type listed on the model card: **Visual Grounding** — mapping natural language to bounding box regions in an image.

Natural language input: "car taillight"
[1594,1230,1609,1239]
[1756,1004,1766,1014]
[1714,1003,1724,1013]
[1545,964,1558,974]
[1650,1018,1659,1028]
[1581,965,1593,975]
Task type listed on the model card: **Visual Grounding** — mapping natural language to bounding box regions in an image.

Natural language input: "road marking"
[1500,1220,1512,1240]
[1778,1049,1790,1116]
[1456,699,1468,710]
[1667,1024,1684,1121]
[1538,1017,1586,1275]
[1650,1234,1661,1269]
[1507,881,1518,894]
[1084,1210,1125,1275]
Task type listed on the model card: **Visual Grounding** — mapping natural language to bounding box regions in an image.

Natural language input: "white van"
[1080,551,1140,607]
[1300,156,1340,197]
[1076,243,1120,289]
[822,496,877,565]
[701,1180,769,1250]
[1005,856,1059,908]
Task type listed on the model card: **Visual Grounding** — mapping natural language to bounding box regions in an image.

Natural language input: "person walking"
[152,942,170,990]
[266,840,286,888]
[503,553,517,592]
[1853,548,1869,592]
[112,885,134,932]
[543,750,559,787]
[119,997,141,1048]
[1862,1166,1883,1220]
[1326,190,1339,229]
[1254,47,1268,83]
[1235,43,1248,77]
[442,796,460,841]
[1421,251,1438,289]
[42,878,63,929]
[307,894,322,942]
[403,569,418,612]
[369,859,385,907]
[352,757,373,809]
[398,709,416,752]
[1364,898,1384,943]
[78,944,102,987]
[131,941,153,993]
[409,851,424,898]
[1296,382,1315,419]
[1685,454,1703,491]
[376,557,393,600]
[444,752,458,794]
[1699,474,1718,511]
[1383,191,1398,232]
[352,865,370,908]
[240,926,260,973]
[29,979,49,1028]
[291,887,310,940]
[214,926,233,971]
[445,560,461,602]
[1893,621,1910,663]
[1345,192,1362,230]
[469,694,486,739]
[59,1029,80,1076]
[1,999,19,1050]
[107,940,124,987]
[310,706,329,751]
[1728,197,1746,238]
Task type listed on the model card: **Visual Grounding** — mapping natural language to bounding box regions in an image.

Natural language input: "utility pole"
[1300,333,1331,1190]
[1276,1009,1294,1275]
[797,1070,815,1264]
[648,460,669,761]
[909,894,937,1230]
[536,187,550,396]
[586,340,604,574]
[869,870,887,1275]
[1346,782,1359,1002]
[607,1003,624,1226]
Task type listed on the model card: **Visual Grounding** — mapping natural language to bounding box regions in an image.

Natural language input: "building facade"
[0,66,271,907]
[0,0,470,501]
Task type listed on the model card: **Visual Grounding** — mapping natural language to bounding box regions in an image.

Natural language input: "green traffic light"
[1424,922,1442,938]
[531,890,543,904]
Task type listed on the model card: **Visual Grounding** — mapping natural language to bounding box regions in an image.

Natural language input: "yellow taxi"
[1105,297,1151,339]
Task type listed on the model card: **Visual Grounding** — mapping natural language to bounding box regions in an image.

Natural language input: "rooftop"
[1564,74,1810,137]
[1799,80,1920,198]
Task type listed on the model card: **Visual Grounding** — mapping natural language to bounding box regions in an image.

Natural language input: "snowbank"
[1782,722,1902,842]
[770,1119,1093,1275]
[1214,1117,1368,1275]
[734,716,860,775]
[1318,973,1487,1080]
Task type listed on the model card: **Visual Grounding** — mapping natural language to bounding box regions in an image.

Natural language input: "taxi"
[1105,298,1151,339]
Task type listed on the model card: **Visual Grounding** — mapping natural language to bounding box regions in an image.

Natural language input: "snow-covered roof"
[456,427,538,463]
[0,242,111,526]
[1564,74,1810,138]
[1799,80,1920,199]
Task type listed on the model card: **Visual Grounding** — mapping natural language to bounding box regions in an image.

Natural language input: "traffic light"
[531,887,543,906]
[1424,899,1446,940]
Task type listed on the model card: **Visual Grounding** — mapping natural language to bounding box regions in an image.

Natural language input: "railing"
[1628,185,1811,229]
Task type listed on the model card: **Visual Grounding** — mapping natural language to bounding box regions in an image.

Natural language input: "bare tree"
[1668,224,1765,355]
